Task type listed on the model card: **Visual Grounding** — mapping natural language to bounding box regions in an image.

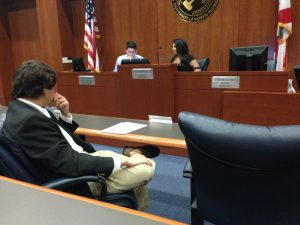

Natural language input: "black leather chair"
[179,112,300,225]
[0,132,137,209]
[197,58,210,71]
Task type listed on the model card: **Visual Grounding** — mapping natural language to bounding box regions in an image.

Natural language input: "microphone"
[157,47,162,64]
[100,55,105,71]
[217,53,221,71]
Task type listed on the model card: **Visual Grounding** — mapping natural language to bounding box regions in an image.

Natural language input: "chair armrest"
[183,160,193,178]
[42,175,107,199]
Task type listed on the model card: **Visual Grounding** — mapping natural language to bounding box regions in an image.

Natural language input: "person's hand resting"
[53,93,71,118]
[121,154,153,167]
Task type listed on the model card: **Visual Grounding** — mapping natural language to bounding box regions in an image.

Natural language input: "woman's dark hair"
[12,60,56,99]
[173,38,189,59]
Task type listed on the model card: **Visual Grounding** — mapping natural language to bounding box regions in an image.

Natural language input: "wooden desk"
[1,107,187,156]
[57,71,121,117]
[118,64,177,119]
[57,68,295,125]
[73,113,187,156]
[174,70,290,120]
[223,91,300,125]
[0,176,187,225]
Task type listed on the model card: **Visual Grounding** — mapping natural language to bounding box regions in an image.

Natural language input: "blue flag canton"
[86,0,95,28]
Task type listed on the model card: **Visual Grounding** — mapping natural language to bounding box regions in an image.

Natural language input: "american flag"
[274,0,292,71]
[84,0,100,71]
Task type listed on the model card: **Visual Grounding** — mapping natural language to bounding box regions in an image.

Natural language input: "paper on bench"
[101,122,147,135]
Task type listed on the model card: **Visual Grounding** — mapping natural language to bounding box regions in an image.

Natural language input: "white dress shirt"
[113,54,143,72]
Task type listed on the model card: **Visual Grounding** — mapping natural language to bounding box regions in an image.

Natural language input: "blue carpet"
[91,143,191,224]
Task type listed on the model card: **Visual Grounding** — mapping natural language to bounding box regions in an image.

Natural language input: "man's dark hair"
[12,60,56,99]
[126,40,137,50]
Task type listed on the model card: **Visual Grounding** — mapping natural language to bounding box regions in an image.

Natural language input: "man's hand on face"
[53,93,70,117]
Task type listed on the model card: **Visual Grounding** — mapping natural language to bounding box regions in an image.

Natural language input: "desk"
[73,113,187,156]
[1,107,187,156]
[0,176,187,225]
[223,91,300,125]
[174,70,291,120]
[57,68,295,125]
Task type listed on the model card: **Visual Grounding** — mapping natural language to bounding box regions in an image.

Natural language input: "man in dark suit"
[2,60,157,210]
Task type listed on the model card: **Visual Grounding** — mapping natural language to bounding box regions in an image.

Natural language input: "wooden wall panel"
[238,0,277,59]
[36,0,63,70]
[61,0,300,72]
[57,0,76,59]
[70,0,86,64]
[288,0,300,65]
[218,0,239,71]
[2,0,300,105]
[97,0,130,71]
[7,0,43,68]
[129,0,158,65]
[157,0,240,71]
[0,0,14,104]
[98,0,149,71]
[0,73,5,105]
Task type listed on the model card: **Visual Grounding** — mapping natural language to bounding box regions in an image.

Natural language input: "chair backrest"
[267,59,277,71]
[0,111,5,130]
[178,112,300,225]
[0,133,44,184]
[197,57,210,71]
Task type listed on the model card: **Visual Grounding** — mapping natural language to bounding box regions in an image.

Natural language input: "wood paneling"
[8,0,43,68]
[98,0,131,71]
[157,0,239,71]
[238,0,277,59]
[175,89,224,119]
[174,71,290,121]
[119,64,177,120]
[218,0,239,71]
[36,0,63,70]
[97,0,158,71]
[223,91,300,125]
[57,0,76,58]
[70,0,86,64]
[0,73,5,105]
[56,72,121,117]
[0,0,14,104]
[129,0,159,65]
[1,0,300,106]
[288,0,300,64]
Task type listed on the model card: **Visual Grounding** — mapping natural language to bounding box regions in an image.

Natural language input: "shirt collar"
[18,98,51,118]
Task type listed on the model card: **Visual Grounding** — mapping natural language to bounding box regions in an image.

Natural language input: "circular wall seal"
[172,0,220,23]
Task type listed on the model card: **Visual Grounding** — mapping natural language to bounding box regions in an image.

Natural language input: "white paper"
[101,122,147,134]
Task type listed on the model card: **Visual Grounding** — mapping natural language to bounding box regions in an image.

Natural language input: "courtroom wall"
[0,0,300,105]
[93,0,300,71]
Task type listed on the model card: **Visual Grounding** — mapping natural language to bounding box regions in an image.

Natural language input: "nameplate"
[62,57,73,63]
[78,75,95,85]
[149,115,173,124]
[211,76,240,88]
[132,68,154,79]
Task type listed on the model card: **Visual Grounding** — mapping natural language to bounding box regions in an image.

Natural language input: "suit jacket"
[2,100,114,182]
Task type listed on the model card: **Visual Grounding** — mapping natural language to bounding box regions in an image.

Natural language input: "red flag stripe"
[278,8,292,23]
